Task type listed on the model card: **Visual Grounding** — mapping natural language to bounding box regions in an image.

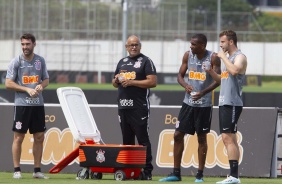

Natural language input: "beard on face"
[23,48,33,56]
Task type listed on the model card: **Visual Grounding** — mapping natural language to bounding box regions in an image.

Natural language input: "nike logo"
[196,62,202,65]
[223,128,229,130]
[203,128,209,131]
[141,116,147,120]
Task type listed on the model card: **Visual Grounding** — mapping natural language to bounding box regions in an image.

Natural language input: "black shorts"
[13,106,46,134]
[176,103,212,135]
[219,105,242,134]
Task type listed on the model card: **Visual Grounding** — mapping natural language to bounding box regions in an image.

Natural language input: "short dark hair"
[219,30,237,46]
[21,33,36,43]
[191,33,207,46]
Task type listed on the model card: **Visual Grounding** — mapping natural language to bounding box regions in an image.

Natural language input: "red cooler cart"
[49,87,146,180]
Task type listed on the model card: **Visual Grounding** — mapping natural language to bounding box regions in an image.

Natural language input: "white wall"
[1,40,281,75]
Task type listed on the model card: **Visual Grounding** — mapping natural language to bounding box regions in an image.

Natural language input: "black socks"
[14,167,21,172]
[14,167,42,173]
[229,160,239,178]
[173,168,181,176]
[34,167,41,173]
[196,170,203,179]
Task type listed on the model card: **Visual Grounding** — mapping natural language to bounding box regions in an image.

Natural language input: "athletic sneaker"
[33,172,49,179]
[216,175,241,184]
[195,173,204,182]
[195,178,204,182]
[159,173,181,182]
[13,171,22,179]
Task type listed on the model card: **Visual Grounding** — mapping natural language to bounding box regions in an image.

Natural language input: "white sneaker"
[33,172,49,179]
[13,171,22,179]
[216,175,241,184]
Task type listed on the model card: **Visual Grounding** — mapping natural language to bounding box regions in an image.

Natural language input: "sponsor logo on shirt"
[119,99,133,106]
[119,72,136,80]
[221,71,229,79]
[188,98,203,104]
[25,97,40,104]
[22,75,39,84]
[188,71,206,81]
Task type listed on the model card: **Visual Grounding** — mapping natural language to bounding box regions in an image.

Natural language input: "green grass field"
[1,81,280,92]
[0,172,281,184]
[46,81,282,93]
[43,81,282,93]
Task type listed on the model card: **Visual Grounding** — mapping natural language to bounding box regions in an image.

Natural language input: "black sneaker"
[159,172,181,182]
[139,170,152,180]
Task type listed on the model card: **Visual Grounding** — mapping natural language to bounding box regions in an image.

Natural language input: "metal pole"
[12,0,17,57]
[186,0,189,41]
[217,0,221,44]
[213,0,221,105]
[122,0,128,58]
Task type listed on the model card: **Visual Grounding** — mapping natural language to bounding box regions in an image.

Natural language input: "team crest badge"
[15,121,22,130]
[34,60,41,70]
[134,61,142,68]
[96,149,105,163]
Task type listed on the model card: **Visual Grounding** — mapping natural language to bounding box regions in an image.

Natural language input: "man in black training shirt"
[112,35,157,180]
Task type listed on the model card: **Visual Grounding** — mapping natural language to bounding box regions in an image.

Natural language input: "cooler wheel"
[114,170,126,181]
[77,168,89,179]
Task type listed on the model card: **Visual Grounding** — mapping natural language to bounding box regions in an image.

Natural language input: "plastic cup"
[118,76,125,82]
[202,61,211,70]
[191,92,197,96]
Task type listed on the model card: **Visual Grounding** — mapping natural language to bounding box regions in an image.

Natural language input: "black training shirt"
[114,53,157,109]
